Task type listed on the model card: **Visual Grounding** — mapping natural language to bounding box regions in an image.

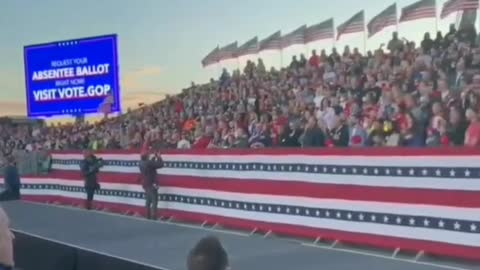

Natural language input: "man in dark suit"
[187,236,229,270]
[0,156,21,201]
[138,151,163,220]
[80,151,103,210]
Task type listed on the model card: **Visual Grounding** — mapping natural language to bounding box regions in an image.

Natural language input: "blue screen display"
[23,34,121,117]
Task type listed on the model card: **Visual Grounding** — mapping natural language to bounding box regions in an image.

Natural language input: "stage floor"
[2,201,478,270]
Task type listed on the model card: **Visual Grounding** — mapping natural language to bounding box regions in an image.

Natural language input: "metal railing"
[0,150,51,176]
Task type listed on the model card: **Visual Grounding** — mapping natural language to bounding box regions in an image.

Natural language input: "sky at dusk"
[0,0,464,116]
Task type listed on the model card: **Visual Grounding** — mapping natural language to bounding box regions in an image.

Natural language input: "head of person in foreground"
[187,235,229,270]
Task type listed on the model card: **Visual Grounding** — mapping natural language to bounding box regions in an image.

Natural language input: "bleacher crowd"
[3,24,480,152]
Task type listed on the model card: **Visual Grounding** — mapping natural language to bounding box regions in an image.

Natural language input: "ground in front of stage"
[2,201,479,270]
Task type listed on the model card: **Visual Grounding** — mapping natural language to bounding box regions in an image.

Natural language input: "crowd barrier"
[19,148,480,261]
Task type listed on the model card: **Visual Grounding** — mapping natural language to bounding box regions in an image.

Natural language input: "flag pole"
[434,0,439,33]
[280,48,284,68]
[363,31,367,54]
[395,2,399,33]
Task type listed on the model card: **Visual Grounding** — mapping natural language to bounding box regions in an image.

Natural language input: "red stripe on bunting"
[25,172,480,208]
[51,147,480,156]
[21,195,480,261]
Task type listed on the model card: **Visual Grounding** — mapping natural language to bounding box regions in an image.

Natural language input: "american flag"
[281,25,306,49]
[217,42,238,61]
[235,37,258,57]
[367,3,397,38]
[201,46,219,67]
[259,31,282,51]
[337,11,365,40]
[399,0,436,22]
[305,19,334,43]
[22,149,480,261]
[441,0,479,19]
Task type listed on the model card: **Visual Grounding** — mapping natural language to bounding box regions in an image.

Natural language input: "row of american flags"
[202,0,479,66]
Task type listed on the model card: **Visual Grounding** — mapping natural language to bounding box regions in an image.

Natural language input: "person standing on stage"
[0,156,21,201]
[138,151,164,220]
[80,150,103,210]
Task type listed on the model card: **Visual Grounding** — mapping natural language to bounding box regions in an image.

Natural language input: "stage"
[2,201,478,270]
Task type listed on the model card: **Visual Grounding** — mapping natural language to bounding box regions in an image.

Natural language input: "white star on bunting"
[409,218,415,225]
[424,219,430,226]
[454,222,461,230]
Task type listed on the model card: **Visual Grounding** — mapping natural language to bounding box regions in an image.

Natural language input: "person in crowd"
[301,116,325,147]
[309,50,320,68]
[80,150,103,210]
[138,151,164,220]
[187,236,229,270]
[387,32,403,52]
[0,156,21,201]
[0,207,14,270]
